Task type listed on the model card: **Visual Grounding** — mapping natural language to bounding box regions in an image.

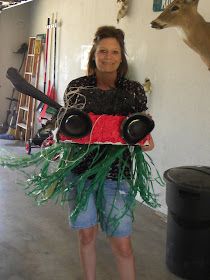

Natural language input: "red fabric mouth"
[59,112,151,146]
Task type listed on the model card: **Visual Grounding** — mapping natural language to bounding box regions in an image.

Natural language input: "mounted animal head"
[151,0,210,70]
[151,0,200,29]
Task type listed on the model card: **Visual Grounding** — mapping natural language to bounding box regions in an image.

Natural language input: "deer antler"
[117,0,129,23]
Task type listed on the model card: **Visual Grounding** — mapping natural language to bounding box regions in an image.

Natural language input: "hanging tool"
[37,17,50,112]
[47,13,57,114]
[39,13,55,120]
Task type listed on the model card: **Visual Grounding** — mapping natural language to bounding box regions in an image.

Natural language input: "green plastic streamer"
[0,142,164,233]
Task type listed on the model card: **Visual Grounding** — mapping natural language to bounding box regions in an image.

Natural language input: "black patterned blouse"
[64,74,147,179]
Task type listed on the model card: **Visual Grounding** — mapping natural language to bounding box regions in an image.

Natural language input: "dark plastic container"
[164,166,210,280]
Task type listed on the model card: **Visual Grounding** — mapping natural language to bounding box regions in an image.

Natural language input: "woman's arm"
[131,82,154,151]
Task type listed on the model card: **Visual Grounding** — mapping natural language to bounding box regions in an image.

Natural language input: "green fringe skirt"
[0,142,164,233]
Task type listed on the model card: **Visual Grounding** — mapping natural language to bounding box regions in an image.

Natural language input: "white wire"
[39,86,102,165]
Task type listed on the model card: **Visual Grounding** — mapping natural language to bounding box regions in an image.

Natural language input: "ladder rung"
[28,54,34,57]
[17,123,27,129]
[25,72,33,75]
[6,97,18,102]
[19,106,29,111]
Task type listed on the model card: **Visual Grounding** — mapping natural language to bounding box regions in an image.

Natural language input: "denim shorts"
[68,175,133,237]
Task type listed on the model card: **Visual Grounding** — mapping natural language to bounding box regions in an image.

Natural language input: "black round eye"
[60,109,92,138]
[171,5,179,12]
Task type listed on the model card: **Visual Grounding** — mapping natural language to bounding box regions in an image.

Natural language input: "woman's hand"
[138,112,155,151]
[140,134,155,152]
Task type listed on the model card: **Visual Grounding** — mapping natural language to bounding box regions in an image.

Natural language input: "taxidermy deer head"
[151,0,210,70]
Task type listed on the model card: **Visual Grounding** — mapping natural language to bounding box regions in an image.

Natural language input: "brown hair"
[87,26,128,77]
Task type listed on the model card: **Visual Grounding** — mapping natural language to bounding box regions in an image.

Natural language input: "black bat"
[6,67,61,111]
[6,67,92,137]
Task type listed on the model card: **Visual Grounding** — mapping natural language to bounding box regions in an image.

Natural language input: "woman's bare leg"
[78,225,98,280]
[109,236,136,280]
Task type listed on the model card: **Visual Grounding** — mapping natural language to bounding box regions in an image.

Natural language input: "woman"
[65,26,155,280]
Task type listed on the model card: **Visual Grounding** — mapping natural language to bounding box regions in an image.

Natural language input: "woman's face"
[94,38,122,74]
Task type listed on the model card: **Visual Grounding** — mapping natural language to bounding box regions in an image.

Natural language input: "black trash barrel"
[164,166,210,280]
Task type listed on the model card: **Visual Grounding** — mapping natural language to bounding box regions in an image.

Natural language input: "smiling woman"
[63,25,160,280]
[87,26,128,78]
[94,38,122,77]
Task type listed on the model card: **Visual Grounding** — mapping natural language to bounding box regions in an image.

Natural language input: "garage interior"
[0,0,209,279]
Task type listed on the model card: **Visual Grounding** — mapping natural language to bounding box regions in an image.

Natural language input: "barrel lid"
[164,166,210,191]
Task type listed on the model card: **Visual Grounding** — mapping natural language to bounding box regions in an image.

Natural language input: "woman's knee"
[110,236,134,258]
[78,226,98,246]
[114,245,133,258]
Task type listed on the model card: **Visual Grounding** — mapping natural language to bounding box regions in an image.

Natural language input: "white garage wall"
[0,4,31,124]
[1,0,210,214]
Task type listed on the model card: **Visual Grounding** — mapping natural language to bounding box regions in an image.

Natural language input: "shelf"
[3,1,34,11]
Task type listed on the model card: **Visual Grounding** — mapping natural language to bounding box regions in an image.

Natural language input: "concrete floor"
[0,140,182,280]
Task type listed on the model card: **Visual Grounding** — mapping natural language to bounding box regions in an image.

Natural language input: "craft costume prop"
[0,68,164,233]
